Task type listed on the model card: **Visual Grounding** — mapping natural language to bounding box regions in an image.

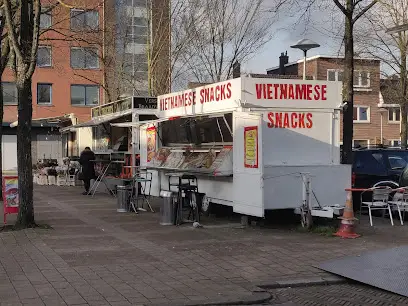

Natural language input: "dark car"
[352,147,408,210]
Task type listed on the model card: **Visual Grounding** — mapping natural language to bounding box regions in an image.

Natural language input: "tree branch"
[353,0,378,23]
[27,0,41,78]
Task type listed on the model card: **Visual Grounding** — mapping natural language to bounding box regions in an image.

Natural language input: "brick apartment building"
[1,0,170,168]
[267,53,401,148]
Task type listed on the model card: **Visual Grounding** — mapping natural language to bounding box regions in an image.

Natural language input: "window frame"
[70,9,99,31]
[388,107,401,123]
[37,45,52,67]
[2,82,18,106]
[37,83,52,105]
[70,84,100,106]
[40,7,52,30]
[353,139,370,148]
[353,105,370,123]
[327,69,343,82]
[390,139,401,147]
[70,47,99,69]
[327,69,371,88]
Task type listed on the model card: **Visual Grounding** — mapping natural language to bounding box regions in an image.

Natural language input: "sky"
[242,1,343,74]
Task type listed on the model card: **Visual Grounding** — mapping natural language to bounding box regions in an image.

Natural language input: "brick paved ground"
[265,283,408,306]
[0,185,407,306]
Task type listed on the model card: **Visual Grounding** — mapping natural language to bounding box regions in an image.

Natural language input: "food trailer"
[122,77,351,218]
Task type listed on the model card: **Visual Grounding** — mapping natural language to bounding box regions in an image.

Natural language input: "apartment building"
[267,53,401,147]
[1,0,170,168]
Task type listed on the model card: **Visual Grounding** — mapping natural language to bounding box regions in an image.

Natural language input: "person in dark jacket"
[79,147,96,195]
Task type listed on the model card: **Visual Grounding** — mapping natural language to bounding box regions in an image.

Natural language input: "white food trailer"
[120,76,351,219]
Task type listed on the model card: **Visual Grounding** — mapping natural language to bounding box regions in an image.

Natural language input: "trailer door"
[233,112,264,217]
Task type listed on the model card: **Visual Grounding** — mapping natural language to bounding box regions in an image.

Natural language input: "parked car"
[352,147,408,210]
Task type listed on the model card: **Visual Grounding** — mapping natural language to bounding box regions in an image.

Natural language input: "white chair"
[389,187,408,225]
[360,186,393,226]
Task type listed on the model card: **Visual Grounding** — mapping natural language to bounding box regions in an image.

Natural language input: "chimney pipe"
[233,61,241,78]
[279,51,289,75]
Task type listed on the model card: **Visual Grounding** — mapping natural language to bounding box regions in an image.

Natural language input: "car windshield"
[387,151,408,170]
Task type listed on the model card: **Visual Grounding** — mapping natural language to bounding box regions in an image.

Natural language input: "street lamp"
[291,39,320,80]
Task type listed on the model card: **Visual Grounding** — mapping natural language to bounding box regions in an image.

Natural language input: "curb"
[257,275,347,289]
[151,291,273,306]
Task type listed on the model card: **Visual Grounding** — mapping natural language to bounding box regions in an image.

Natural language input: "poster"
[244,126,258,168]
[3,176,19,208]
[146,127,156,162]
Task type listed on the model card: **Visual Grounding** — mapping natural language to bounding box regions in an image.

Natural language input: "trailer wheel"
[201,195,211,216]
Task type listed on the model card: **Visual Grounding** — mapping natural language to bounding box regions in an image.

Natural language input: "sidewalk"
[0,185,406,306]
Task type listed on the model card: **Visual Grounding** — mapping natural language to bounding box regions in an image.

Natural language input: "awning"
[10,114,73,128]
[60,109,132,133]
[111,118,168,128]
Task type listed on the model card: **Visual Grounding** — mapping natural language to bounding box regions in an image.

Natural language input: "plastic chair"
[389,187,408,225]
[360,186,393,226]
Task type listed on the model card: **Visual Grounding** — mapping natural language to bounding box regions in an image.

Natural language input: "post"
[303,50,307,80]
[380,112,383,144]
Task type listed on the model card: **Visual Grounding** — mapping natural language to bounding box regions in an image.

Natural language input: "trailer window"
[161,113,232,146]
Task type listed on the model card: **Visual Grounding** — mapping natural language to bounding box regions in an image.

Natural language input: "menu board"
[244,126,258,168]
[3,176,19,208]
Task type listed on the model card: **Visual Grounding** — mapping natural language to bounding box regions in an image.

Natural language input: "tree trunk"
[15,79,34,227]
[401,50,407,149]
[0,82,3,199]
[341,12,354,165]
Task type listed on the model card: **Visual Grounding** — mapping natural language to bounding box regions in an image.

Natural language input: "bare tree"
[4,0,41,227]
[173,0,279,85]
[356,0,408,147]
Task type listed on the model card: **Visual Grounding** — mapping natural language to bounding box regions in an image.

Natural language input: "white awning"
[60,109,132,133]
[111,118,167,128]
[10,114,74,128]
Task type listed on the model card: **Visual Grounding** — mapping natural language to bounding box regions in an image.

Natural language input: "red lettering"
[226,82,232,99]
[267,84,273,99]
[291,113,298,128]
[220,85,225,100]
[306,84,312,100]
[170,96,175,109]
[200,89,205,104]
[288,84,295,99]
[283,113,290,128]
[256,84,263,99]
[273,84,279,99]
[306,113,313,128]
[321,85,327,100]
[298,113,305,128]
[280,84,288,99]
[210,87,215,101]
[295,84,307,100]
[193,92,196,105]
[215,85,220,101]
[267,112,274,128]
[314,85,321,100]
[275,113,282,128]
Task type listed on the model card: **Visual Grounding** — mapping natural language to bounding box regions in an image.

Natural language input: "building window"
[70,9,99,31]
[70,47,99,69]
[390,139,401,147]
[37,46,52,67]
[353,106,370,122]
[354,70,371,87]
[328,69,370,88]
[40,8,52,29]
[327,69,344,82]
[37,84,52,105]
[71,85,99,106]
[3,82,17,105]
[388,108,400,122]
[353,139,369,148]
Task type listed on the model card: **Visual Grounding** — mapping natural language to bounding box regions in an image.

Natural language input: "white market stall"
[121,76,351,219]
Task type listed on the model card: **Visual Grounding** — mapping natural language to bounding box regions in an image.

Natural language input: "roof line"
[266,55,380,71]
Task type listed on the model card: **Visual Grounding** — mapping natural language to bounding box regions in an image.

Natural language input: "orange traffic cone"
[334,191,360,239]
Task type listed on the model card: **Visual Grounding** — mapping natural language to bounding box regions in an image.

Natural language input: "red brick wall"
[3,0,104,124]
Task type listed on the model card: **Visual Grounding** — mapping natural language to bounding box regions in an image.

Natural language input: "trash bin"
[117,185,131,213]
[160,191,176,225]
